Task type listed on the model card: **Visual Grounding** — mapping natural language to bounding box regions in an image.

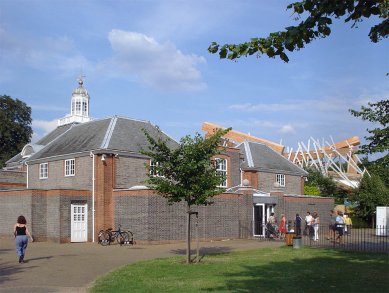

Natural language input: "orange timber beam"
[202,122,284,153]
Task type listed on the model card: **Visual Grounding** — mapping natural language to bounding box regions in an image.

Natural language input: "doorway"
[71,203,88,242]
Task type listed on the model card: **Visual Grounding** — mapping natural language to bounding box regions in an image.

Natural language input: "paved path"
[0,238,283,293]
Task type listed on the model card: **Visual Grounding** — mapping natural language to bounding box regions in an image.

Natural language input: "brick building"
[0,81,333,243]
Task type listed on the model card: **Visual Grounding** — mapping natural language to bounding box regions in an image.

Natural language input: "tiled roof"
[238,141,308,176]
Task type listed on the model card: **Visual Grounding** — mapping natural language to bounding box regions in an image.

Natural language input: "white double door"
[71,203,88,242]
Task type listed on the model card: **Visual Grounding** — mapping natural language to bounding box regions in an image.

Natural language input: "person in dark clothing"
[13,215,33,263]
[295,213,303,236]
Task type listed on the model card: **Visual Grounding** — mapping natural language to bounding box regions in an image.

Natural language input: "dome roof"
[72,78,89,97]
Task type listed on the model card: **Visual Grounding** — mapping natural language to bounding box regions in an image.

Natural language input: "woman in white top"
[312,212,320,241]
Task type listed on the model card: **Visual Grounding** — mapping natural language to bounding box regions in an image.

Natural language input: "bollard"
[293,236,302,249]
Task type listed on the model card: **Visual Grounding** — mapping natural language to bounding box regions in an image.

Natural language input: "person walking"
[279,214,287,239]
[344,214,353,236]
[13,215,33,263]
[335,211,345,244]
[312,212,320,241]
[304,211,313,236]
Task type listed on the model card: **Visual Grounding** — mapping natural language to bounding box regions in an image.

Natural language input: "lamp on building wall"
[101,154,107,161]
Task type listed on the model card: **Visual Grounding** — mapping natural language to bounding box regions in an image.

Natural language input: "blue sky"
[1,0,388,154]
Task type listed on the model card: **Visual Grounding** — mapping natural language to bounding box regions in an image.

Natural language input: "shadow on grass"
[202,249,389,292]
[170,246,234,256]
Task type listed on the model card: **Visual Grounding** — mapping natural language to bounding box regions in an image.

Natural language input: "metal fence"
[256,224,389,253]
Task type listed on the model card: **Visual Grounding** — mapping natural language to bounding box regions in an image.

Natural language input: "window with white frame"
[65,159,75,176]
[39,163,48,179]
[215,158,227,188]
[276,174,285,187]
[150,160,162,177]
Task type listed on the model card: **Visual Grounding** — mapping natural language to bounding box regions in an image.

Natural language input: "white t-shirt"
[305,215,313,225]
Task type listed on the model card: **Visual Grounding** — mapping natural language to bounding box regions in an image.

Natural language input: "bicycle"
[98,224,135,246]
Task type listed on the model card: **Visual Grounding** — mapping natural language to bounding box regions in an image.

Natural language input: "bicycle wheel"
[99,230,111,246]
[117,232,130,245]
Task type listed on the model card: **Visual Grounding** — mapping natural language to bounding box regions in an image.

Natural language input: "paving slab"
[0,237,283,292]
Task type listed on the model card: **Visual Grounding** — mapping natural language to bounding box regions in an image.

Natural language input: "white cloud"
[32,119,58,134]
[100,29,206,91]
[279,124,296,134]
[0,27,91,76]
[31,105,68,112]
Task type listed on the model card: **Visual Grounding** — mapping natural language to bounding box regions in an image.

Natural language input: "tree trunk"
[186,205,191,264]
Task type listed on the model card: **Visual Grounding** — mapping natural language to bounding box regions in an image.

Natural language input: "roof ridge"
[101,117,118,149]
[244,141,254,167]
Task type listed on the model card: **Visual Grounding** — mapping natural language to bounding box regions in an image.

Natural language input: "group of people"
[267,209,353,244]
[266,212,287,239]
[328,210,353,244]
[302,211,320,241]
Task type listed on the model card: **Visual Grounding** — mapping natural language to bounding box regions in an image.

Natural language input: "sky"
[1,0,388,155]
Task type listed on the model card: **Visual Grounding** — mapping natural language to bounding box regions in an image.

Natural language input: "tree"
[353,173,389,223]
[141,127,231,263]
[208,0,388,62]
[304,167,339,196]
[0,95,32,168]
[350,99,389,166]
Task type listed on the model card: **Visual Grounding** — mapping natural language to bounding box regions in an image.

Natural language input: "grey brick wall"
[274,196,334,228]
[0,190,91,243]
[0,192,32,236]
[0,170,26,186]
[115,156,149,189]
[259,172,302,194]
[28,156,93,190]
[115,191,253,242]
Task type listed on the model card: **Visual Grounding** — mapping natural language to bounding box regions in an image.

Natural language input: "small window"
[39,163,48,179]
[276,174,285,187]
[82,101,87,115]
[150,160,162,177]
[215,158,227,188]
[65,159,75,176]
[75,100,81,114]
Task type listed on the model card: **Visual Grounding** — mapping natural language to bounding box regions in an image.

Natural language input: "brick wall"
[114,188,253,242]
[258,172,302,194]
[0,190,32,236]
[0,170,26,190]
[115,156,149,188]
[271,194,334,227]
[28,156,93,190]
[0,189,91,243]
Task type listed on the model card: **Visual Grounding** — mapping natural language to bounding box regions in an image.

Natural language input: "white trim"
[243,141,254,167]
[215,158,228,188]
[101,116,118,149]
[65,159,75,177]
[276,173,285,187]
[26,164,29,188]
[92,153,95,243]
[39,162,48,179]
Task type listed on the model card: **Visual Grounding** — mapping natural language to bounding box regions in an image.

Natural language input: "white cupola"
[58,77,91,126]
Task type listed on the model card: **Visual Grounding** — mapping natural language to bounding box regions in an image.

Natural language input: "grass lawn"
[90,247,389,292]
